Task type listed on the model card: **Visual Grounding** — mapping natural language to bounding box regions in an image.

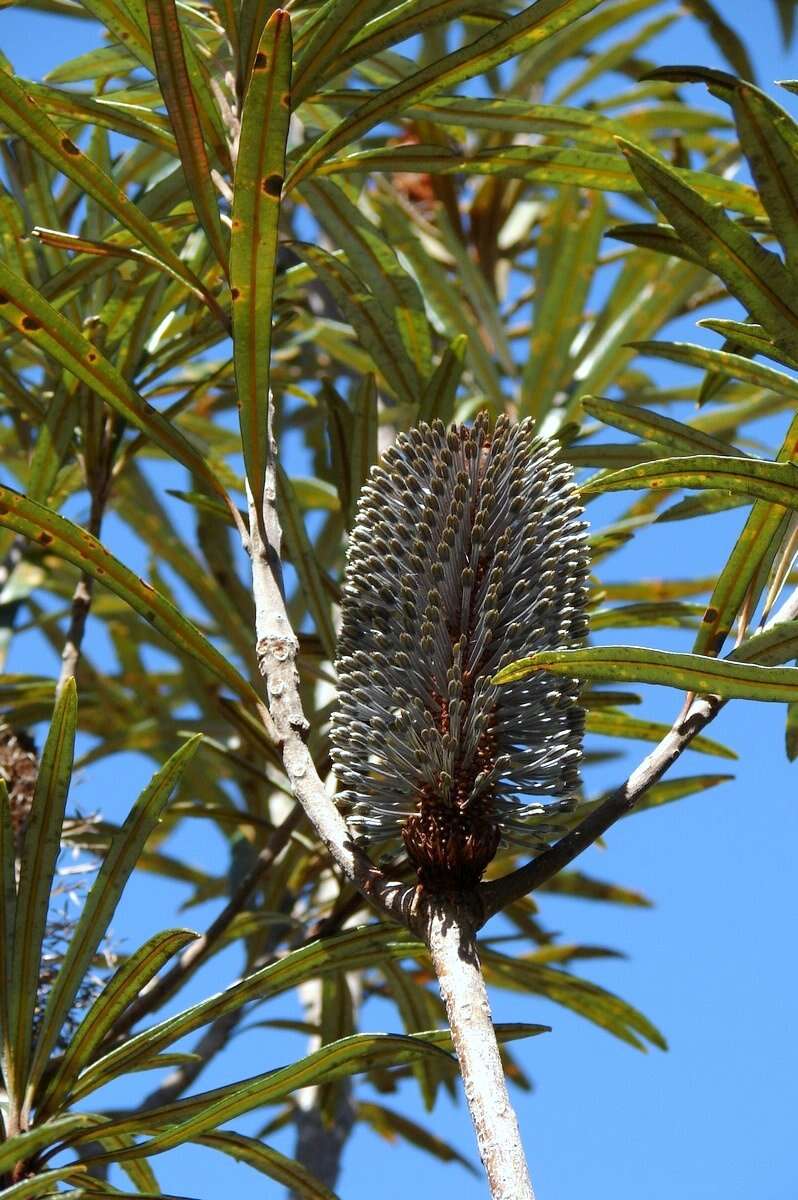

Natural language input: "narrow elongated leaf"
[629,340,798,405]
[590,601,706,630]
[287,0,603,188]
[494,645,798,702]
[650,67,798,269]
[276,465,337,661]
[0,261,228,502]
[145,0,229,271]
[196,1131,339,1199]
[617,138,798,361]
[586,709,737,758]
[68,927,422,1101]
[349,374,378,513]
[522,191,604,416]
[0,66,220,315]
[0,1167,89,1199]
[27,738,202,1094]
[302,179,431,382]
[230,9,292,511]
[693,413,798,655]
[40,929,198,1114]
[583,396,740,457]
[0,782,16,1086]
[292,0,384,103]
[728,620,798,666]
[679,2,755,81]
[293,242,420,405]
[0,1116,99,1176]
[10,679,77,1096]
[584,454,798,510]
[418,335,467,425]
[0,486,260,705]
[631,773,733,813]
[480,950,665,1050]
[320,144,762,216]
[697,319,798,371]
[85,1032,456,1156]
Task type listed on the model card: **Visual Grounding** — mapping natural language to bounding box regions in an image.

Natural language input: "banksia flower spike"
[332,414,590,892]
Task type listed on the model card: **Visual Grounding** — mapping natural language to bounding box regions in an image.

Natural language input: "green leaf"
[786,701,798,760]
[522,191,604,417]
[0,261,229,503]
[584,453,798,510]
[144,0,229,271]
[0,486,260,705]
[480,950,665,1051]
[649,67,798,271]
[68,926,423,1102]
[631,773,734,813]
[692,414,798,656]
[349,373,379,513]
[358,1101,477,1174]
[0,65,221,317]
[697,319,798,371]
[586,708,737,758]
[9,679,76,1097]
[287,0,603,189]
[616,137,798,362]
[418,335,467,426]
[27,738,202,1097]
[302,179,431,382]
[629,340,798,405]
[494,645,798,703]
[196,1131,340,1199]
[679,3,756,81]
[539,871,652,907]
[230,9,292,511]
[0,781,16,1088]
[590,601,706,630]
[0,1167,91,1199]
[292,242,421,406]
[84,1031,457,1156]
[276,464,337,661]
[39,929,197,1114]
[728,620,798,666]
[320,144,761,217]
[292,0,385,104]
[0,1116,100,1176]
[582,396,740,457]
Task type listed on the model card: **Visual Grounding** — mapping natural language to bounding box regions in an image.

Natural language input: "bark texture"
[426,899,535,1200]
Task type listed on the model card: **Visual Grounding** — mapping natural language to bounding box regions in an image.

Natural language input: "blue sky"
[2,3,798,1198]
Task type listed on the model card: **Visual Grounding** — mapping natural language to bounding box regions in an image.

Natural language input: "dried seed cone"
[332,414,590,891]
[0,722,38,850]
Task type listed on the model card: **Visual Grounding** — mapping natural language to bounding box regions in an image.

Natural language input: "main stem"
[425,898,535,1200]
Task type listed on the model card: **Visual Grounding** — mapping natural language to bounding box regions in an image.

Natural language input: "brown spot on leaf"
[0,293,8,305]
[87,351,98,363]
[37,532,53,546]
[60,137,81,156]
[0,505,8,516]
[281,92,290,108]
[262,173,283,198]
[145,609,156,622]
[254,51,268,70]
[21,316,41,332]
[231,286,240,300]
[702,606,719,623]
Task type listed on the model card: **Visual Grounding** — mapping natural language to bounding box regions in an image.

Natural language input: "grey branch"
[426,897,535,1200]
